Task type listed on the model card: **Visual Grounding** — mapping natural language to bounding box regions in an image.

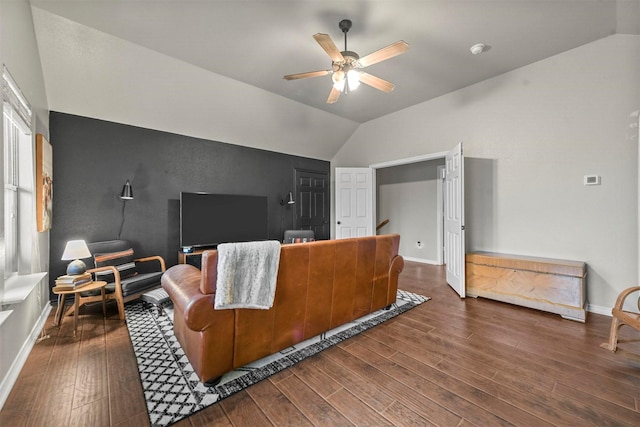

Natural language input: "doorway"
[370,143,466,298]
[371,152,448,265]
[334,145,465,297]
[375,159,445,265]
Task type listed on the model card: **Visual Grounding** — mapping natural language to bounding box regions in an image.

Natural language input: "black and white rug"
[125,290,429,426]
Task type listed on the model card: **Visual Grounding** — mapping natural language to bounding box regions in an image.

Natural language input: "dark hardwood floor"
[2,261,640,426]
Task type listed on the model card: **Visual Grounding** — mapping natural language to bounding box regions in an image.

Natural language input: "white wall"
[0,0,51,409]
[333,34,640,312]
[377,160,443,263]
[30,6,359,162]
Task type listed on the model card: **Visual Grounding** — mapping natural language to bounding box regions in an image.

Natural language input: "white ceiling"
[30,0,639,125]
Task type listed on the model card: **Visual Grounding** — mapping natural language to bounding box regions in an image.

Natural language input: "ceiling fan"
[283,19,408,104]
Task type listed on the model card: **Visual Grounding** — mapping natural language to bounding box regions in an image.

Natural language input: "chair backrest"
[87,240,137,281]
[283,229,315,244]
[87,240,131,260]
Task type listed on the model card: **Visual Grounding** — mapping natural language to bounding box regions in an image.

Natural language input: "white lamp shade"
[61,240,91,260]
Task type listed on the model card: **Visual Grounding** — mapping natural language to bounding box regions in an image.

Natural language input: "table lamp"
[61,240,92,275]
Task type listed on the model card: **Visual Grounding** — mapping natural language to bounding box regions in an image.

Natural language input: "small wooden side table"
[52,281,107,337]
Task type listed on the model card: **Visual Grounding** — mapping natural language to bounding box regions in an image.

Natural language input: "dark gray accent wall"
[49,112,329,299]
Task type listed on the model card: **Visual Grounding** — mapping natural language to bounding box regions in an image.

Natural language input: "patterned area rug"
[125,290,429,426]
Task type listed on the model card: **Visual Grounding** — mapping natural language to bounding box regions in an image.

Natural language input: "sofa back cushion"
[231,234,400,368]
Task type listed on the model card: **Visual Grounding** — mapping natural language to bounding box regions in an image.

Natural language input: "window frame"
[2,67,33,280]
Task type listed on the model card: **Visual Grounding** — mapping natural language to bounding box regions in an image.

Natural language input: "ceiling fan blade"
[327,87,341,104]
[313,33,345,63]
[358,41,409,68]
[359,72,395,93]
[283,70,331,80]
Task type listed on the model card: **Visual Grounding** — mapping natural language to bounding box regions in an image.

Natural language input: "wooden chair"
[64,240,166,320]
[601,285,640,352]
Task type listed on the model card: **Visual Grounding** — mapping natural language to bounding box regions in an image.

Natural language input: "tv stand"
[178,246,216,268]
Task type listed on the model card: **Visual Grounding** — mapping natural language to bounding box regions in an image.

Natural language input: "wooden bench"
[465,252,587,322]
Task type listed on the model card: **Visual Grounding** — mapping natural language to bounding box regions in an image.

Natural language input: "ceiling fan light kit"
[284,19,408,104]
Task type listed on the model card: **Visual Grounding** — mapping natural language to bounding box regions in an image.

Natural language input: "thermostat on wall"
[584,175,601,186]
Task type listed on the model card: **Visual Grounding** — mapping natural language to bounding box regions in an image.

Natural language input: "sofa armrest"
[135,255,166,272]
[162,264,220,331]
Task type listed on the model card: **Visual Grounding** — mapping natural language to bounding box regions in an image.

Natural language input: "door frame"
[370,150,449,263]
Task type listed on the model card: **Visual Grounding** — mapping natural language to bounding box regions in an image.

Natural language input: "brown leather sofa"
[161,234,404,384]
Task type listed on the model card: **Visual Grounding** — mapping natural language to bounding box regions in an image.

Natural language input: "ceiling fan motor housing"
[335,50,360,69]
[340,51,359,61]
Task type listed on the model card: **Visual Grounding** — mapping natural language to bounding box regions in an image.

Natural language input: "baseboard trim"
[587,303,611,317]
[0,303,51,410]
[402,256,441,265]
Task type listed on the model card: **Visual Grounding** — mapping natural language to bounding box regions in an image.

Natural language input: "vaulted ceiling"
[29,0,640,159]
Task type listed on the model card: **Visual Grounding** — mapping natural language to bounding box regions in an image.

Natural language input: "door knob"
[337,221,341,225]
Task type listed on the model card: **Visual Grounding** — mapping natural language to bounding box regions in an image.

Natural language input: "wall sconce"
[61,239,91,275]
[279,191,296,242]
[120,180,133,200]
[280,191,295,206]
[118,180,133,239]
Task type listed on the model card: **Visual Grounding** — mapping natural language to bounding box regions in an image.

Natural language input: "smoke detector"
[469,43,486,55]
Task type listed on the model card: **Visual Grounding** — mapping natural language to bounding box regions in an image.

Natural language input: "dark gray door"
[294,169,329,240]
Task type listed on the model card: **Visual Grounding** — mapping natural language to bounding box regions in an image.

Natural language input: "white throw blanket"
[214,240,281,310]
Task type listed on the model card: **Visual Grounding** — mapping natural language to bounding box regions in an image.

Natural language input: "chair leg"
[116,296,126,320]
[601,316,622,352]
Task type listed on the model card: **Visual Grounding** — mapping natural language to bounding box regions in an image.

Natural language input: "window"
[2,67,33,278]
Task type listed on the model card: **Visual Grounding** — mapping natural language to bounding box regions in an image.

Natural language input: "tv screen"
[180,193,268,248]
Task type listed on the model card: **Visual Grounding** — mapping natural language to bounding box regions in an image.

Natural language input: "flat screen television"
[180,192,268,248]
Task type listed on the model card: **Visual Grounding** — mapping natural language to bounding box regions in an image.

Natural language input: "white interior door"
[444,143,465,297]
[335,168,374,239]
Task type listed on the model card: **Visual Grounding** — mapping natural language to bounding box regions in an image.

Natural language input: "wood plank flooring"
[2,261,640,426]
